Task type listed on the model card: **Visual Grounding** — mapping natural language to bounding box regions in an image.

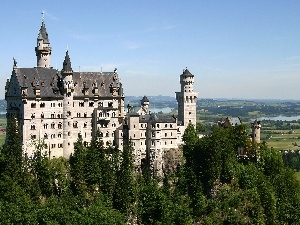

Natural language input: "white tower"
[176,68,198,131]
[251,120,261,143]
[61,50,75,157]
[35,17,52,68]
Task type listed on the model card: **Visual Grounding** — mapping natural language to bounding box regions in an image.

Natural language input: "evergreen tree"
[113,142,136,216]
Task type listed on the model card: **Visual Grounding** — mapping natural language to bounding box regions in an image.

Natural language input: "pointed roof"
[38,21,50,44]
[61,50,73,73]
[182,68,193,77]
[141,95,149,103]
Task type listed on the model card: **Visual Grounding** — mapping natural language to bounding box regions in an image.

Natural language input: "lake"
[258,115,300,121]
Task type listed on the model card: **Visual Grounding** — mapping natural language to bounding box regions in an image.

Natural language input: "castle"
[5,19,198,175]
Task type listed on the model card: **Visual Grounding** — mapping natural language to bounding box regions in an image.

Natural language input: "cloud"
[44,11,58,21]
[124,42,141,50]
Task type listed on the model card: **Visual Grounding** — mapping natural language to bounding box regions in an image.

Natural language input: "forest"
[1,117,300,224]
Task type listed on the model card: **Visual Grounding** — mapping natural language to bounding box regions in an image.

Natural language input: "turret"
[35,18,52,68]
[175,68,198,130]
[251,120,261,143]
[61,50,74,158]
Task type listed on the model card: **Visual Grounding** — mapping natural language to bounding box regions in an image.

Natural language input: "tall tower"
[137,96,150,115]
[251,120,261,143]
[61,50,75,157]
[35,18,52,68]
[176,68,198,131]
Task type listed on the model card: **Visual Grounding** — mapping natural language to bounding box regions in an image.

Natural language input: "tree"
[70,133,87,200]
[113,142,136,216]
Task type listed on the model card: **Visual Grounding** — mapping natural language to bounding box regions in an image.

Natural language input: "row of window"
[30,101,116,109]
[129,131,173,138]
[31,102,63,108]
[129,140,174,147]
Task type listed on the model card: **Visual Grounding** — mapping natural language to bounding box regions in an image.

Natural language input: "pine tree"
[113,142,136,216]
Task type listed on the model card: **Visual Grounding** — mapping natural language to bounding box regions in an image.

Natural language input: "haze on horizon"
[0,0,299,100]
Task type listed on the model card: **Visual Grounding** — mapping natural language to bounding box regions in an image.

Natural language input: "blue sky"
[0,0,299,99]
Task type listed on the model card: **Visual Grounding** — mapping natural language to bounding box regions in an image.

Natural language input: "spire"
[62,50,73,73]
[38,19,50,43]
[35,14,51,68]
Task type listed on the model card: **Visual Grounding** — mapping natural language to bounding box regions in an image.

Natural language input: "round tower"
[61,50,75,157]
[175,68,198,131]
[35,18,52,68]
[251,120,261,143]
[141,96,149,113]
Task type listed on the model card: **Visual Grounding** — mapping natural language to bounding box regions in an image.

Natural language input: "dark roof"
[62,51,73,73]
[139,114,176,123]
[38,21,50,44]
[182,68,193,77]
[141,95,149,103]
[12,67,122,98]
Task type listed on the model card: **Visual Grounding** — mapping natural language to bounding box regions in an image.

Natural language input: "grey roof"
[38,21,50,44]
[141,95,149,103]
[12,67,123,98]
[182,68,193,77]
[139,114,176,123]
[62,51,73,73]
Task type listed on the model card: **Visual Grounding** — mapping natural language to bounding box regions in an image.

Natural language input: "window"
[152,132,155,137]
[58,133,62,138]
[84,122,87,128]
[51,123,55,129]
[31,103,36,108]
[77,113,81,117]
[58,144,63,148]
[31,135,37,139]
[30,125,36,130]
[165,133,167,137]
[51,114,55,118]
[40,102,45,108]
[51,144,56,149]
[31,113,35,119]
[108,102,113,107]
[68,132,71,136]
[58,123,62,129]
[165,124,167,128]
[157,124,159,128]
[44,133,48,139]
[89,102,94,107]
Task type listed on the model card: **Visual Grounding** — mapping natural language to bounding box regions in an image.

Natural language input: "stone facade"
[5,19,198,176]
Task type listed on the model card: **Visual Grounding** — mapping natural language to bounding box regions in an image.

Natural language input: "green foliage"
[196,122,206,133]
[113,142,136,216]
[1,118,300,224]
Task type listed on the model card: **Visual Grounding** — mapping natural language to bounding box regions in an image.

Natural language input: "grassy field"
[262,129,300,150]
